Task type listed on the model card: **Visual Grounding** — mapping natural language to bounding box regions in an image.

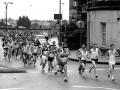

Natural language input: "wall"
[87,10,120,49]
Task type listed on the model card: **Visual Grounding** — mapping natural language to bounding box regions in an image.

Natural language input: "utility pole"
[59,0,61,42]
[4,2,13,35]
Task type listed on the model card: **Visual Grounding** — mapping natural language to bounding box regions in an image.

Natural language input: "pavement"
[69,51,120,65]
[0,37,120,74]
[0,62,120,90]
[0,40,120,89]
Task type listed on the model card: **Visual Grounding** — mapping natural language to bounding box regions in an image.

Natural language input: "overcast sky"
[0,0,69,20]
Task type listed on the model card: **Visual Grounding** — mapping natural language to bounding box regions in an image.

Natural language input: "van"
[35,35,46,44]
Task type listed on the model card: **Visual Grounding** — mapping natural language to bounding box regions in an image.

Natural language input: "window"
[101,23,106,46]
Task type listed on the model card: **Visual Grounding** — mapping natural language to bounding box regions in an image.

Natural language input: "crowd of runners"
[0,30,119,82]
[1,30,71,82]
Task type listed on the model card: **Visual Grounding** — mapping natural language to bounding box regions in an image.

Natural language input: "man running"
[79,46,89,75]
[106,44,119,81]
[89,43,102,78]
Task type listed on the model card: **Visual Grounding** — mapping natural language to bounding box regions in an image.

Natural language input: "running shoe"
[64,78,68,82]
[95,75,98,78]
[112,76,115,81]
[112,78,115,81]
[107,72,110,78]
[79,70,81,75]
[54,72,57,75]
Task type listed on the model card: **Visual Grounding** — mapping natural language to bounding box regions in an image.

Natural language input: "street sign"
[77,21,84,28]
[54,14,62,20]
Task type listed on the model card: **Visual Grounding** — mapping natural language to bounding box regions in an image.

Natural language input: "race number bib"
[61,57,67,62]
[110,55,115,61]
[49,53,54,57]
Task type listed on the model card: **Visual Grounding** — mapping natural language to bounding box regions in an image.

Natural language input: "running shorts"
[91,58,98,64]
[109,61,115,65]
[48,57,54,62]
[33,53,37,56]
[81,60,87,66]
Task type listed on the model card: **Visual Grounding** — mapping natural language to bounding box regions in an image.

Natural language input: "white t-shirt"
[108,49,116,64]
[81,50,88,60]
[90,48,99,59]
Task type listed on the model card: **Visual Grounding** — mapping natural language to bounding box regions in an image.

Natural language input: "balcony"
[87,0,120,11]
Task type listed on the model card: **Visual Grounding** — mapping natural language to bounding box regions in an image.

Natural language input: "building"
[86,0,120,49]
[70,0,120,49]
[68,0,87,49]
[31,20,57,29]
[69,0,80,24]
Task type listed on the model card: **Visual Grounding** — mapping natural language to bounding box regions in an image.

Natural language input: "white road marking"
[73,86,118,90]
[85,68,120,72]
[0,88,23,90]
[114,68,120,70]
[27,70,73,73]
[27,71,40,73]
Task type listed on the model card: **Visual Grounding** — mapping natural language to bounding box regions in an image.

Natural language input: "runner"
[76,44,86,61]
[77,45,86,72]
[54,42,64,75]
[59,44,70,82]
[48,45,55,75]
[14,41,20,59]
[106,44,119,81]
[22,44,28,66]
[3,41,9,60]
[7,41,12,62]
[79,46,89,76]
[41,43,49,72]
[89,43,102,78]
[32,45,38,67]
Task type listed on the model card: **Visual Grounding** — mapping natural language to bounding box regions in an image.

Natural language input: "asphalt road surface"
[0,40,120,90]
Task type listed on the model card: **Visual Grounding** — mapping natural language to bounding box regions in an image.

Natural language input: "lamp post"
[25,5,32,16]
[4,2,13,35]
[62,3,65,21]
[62,3,66,43]
[50,10,56,30]
[59,0,61,43]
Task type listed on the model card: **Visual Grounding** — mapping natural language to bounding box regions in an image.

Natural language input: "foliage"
[31,23,39,29]
[17,16,31,28]
[0,20,5,28]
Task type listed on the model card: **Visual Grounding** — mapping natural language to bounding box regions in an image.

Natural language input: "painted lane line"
[73,86,118,90]
[27,70,73,73]
[0,88,23,90]
[115,68,120,70]
[85,68,120,72]
[85,69,105,72]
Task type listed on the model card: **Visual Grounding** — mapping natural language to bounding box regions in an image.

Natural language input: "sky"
[0,0,69,20]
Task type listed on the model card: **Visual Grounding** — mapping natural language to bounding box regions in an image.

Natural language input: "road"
[0,40,120,90]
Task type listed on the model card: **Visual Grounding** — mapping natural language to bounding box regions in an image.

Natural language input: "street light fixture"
[4,2,13,35]
[59,0,61,42]
[50,10,56,30]
[25,5,32,16]
[62,3,65,21]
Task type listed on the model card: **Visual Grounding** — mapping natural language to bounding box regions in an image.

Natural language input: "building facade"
[69,0,81,23]
[87,0,120,49]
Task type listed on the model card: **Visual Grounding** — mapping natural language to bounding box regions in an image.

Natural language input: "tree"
[17,16,31,28]
[0,20,5,28]
[31,23,38,28]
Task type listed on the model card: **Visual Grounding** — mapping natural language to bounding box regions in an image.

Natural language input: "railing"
[87,0,120,7]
